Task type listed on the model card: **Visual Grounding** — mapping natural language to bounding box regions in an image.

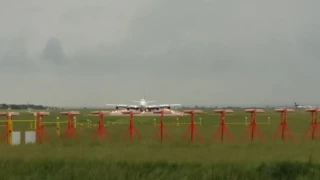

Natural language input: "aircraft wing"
[105,104,128,108]
[169,104,181,107]
[146,101,156,103]
[147,105,159,109]
[158,104,181,109]
[128,105,139,109]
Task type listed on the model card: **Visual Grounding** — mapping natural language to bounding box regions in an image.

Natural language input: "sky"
[0,0,320,107]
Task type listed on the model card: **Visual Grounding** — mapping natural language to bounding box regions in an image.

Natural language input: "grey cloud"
[41,38,67,66]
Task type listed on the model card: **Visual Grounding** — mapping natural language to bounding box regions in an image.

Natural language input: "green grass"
[0,108,319,179]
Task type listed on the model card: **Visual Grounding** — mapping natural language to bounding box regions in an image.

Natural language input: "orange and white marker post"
[182,110,204,143]
[60,111,79,138]
[0,112,19,145]
[212,109,235,142]
[31,112,50,143]
[122,110,141,141]
[273,108,295,141]
[153,110,173,143]
[91,111,111,140]
[242,109,265,142]
[304,108,320,140]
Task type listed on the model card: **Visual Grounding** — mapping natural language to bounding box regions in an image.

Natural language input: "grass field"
[1,108,320,179]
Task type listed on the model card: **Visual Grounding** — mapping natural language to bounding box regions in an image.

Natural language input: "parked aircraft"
[294,102,312,109]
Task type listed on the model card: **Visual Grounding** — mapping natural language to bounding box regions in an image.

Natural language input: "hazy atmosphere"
[0,0,319,107]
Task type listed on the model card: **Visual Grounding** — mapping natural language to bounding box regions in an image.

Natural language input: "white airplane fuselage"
[294,102,312,109]
[138,99,148,110]
[106,98,181,112]
[131,99,158,111]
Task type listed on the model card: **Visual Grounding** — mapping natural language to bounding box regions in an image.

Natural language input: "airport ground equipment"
[122,110,141,141]
[29,111,50,143]
[242,109,265,142]
[212,109,235,143]
[182,110,205,143]
[0,112,19,145]
[91,111,111,140]
[61,111,80,138]
[153,110,173,143]
[304,108,320,140]
[273,109,295,141]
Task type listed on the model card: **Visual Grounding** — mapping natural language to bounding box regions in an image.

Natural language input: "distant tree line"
[0,104,49,110]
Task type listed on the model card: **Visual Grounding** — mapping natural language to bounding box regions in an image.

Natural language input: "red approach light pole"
[212,109,235,143]
[242,109,265,142]
[273,108,296,141]
[61,111,79,138]
[304,108,320,140]
[153,110,173,143]
[91,111,111,140]
[182,110,204,143]
[0,112,19,144]
[122,110,141,141]
[31,112,50,143]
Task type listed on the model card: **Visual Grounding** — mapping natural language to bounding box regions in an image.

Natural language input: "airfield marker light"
[176,118,180,132]
[0,112,19,145]
[8,113,12,145]
[212,109,235,143]
[86,119,90,128]
[60,111,79,138]
[33,113,37,130]
[182,110,205,143]
[33,112,50,143]
[122,110,141,141]
[153,110,173,143]
[304,108,320,140]
[56,117,60,136]
[91,111,111,140]
[242,109,265,142]
[273,109,296,141]
[74,117,77,128]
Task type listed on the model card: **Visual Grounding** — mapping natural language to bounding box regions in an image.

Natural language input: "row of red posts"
[1,108,320,144]
[52,108,320,143]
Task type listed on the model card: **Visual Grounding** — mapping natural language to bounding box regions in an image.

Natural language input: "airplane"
[294,102,312,109]
[105,97,181,112]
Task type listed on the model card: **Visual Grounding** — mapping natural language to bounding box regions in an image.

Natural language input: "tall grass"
[0,159,320,179]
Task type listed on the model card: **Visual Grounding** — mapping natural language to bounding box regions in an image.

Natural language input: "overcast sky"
[0,0,320,107]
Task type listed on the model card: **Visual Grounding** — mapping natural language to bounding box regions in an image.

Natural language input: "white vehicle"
[106,96,181,112]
